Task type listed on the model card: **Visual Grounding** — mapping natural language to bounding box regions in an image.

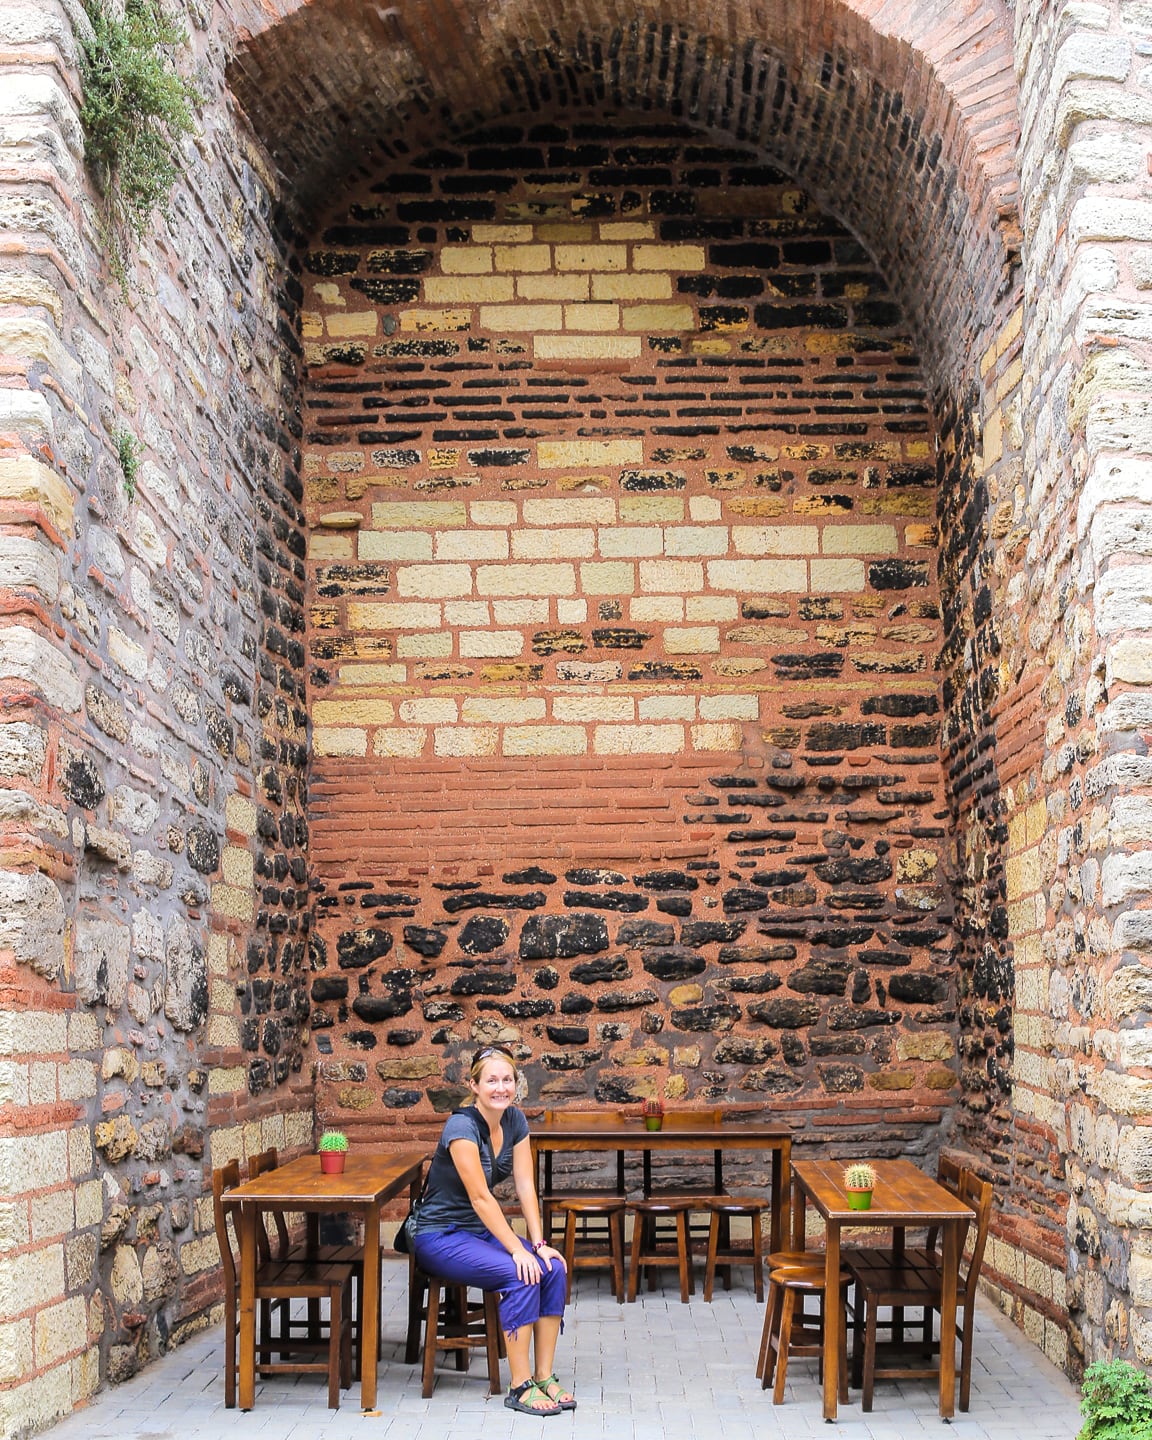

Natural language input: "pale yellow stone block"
[313,699,396,726]
[733,525,820,554]
[309,533,355,560]
[372,500,467,528]
[639,560,703,593]
[1107,637,1152,683]
[665,627,720,654]
[599,526,663,558]
[620,496,683,522]
[400,308,471,332]
[440,245,493,274]
[399,699,458,724]
[534,223,595,242]
[397,632,453,658]
[599,222,656,240]
[692,723,743,751]
[503,727,587,757]
[689,496,722,521]
[523,498,617,525]
[462,698,546,724]
[470,501,519,526]
[435,531,507,562]
[631,596,683,622]
[179,1234,222,1276]
[372,729,427,758]
[358,530,432,561]
[593,724,684,755]
[459,630,524,657]
[349,601,441,629]
[687,595,738,621]
[473,224,533,243]
[699,694,759,721]
[513,528,595,559]
[443,601,490,626]
[30,1190,72,1241]
[0,1317,31,1383]
[622,304,695,331]
[327,311,377,337]
[0,1245,63,1319]
[396,563,473,599]
[535,335,642,361]
[592,272,672,301]
[640,695,695,720]
[337,663,407,685]
[221,846,253,890]
[480,304,564,332]
[553,696,634,722]
[632,244,706,270]
[476,562,575,596]
[434,727,498,757]
[225,793,257,837]
[0,457,75,535]
[557,599,588,624]
[495,244,551,272]
[810,558,865,591]
[665,525,729,556]
[493,599,548,624]
[425,275,514,304]
[211,884,254,921]
[565,303,620,331]
[34,1296,85,1367]
[518,274,591,301]
[555,244,628,271]
[707,559,807,592]
[581,561,635,593]
[821,524,899,555]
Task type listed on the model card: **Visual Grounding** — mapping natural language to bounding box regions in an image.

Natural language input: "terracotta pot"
[320,1150,346,1175]
[846,1185,872,1211]
[644,1116,663,1132]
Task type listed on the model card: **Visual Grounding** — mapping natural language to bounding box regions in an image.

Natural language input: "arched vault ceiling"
[226,0,1021,391]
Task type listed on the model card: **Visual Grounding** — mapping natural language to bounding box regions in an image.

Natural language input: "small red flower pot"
[320,1151,346,1175]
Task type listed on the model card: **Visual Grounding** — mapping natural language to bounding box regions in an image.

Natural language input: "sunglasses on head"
[473,1045,515,1064]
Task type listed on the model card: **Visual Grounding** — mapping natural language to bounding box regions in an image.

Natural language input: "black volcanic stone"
[862,693,939,717]
[520,914,610,960]
[337,928,394,969]
[387,1029,420,1046]
[643,948,705,981]
[566,868,626,885]
[750,869,805,888]
[595,1078,644,1104]
[450,972,516,996]
[814,857,893,884]
[869,559,929,590]
[633,870,699,891]
[718,943,796,964]
[561,994,595,1015]
[534,966,560,990]
[403,926,448,957]
[352,994,412,1022]
[459,917,511,954]
[780,1033,807,1066]
[423,1001,464,1022]
[809,1034,867,1055]
[771,653,844,679]
[597,989,658,1012]
[546,1026,590,1045]
[725,973,783,993]
[722,888,770,912]
[819,1064,864,1092]
[680,921,746,947]
[564,889,648,913]
[311,977,349,1002]
[617,920,676,948]
[504,866,558,885]
[827,1005,900,1030]
[541,1049,602,1071]
[789,960,851,996]
[443,890,546,913]
[852,970,872,1004]
[427,1084,470,1112]
[739,1068,803,1094]
[747,997,819,1028]
[61,752,104,808]
[187,824,220,875]
[713,1036,777,1064]
[670,1004,740,1032]
[383,1088,421,1107]
[571,956,631,984]
[887,972,948,1004]
[656,896,693,916]
[809,926,874,947]
[498,1000,555,1018]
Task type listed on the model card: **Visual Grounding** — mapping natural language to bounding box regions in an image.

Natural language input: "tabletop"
[792,1157,974,1224]
[531,1120,792,1146]
[222,1150,427,1208]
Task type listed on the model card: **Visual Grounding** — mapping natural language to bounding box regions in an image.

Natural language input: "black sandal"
[505,1379,561,1416]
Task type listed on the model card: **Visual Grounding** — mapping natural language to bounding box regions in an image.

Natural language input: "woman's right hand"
[511,1244,543,1285]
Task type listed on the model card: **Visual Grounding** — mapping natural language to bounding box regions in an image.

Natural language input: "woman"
[412,1044,574,1415]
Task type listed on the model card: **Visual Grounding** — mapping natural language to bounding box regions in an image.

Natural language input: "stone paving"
[48,1260,1081,1440]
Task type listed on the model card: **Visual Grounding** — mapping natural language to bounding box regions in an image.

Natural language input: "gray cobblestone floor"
[50,1261,1081,1440]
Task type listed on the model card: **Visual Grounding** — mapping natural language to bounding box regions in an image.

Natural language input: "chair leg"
[627,1215,643,1302]
[405,1263,425,1365]
[851,1286,864,1388]
[758,1278,781,1384]
[773,1287,795,1405]
[862,1298,878,1412]
[676,1212,691,1304]
[421,1277,441,1398]
[611,1210,625,1303]
[483,1291,502,1396]
[838,1289,849,1403]
[327,1288,342,1410]
[340,1284,353,1392]
[563,1211,576,1304]
[751,1215,764,1303]
[225,1303,236,1408]
[959,1302,974,1412]
[704,1211,720,1302]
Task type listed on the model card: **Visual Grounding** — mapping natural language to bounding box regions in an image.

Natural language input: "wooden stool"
[627,1198,694,1303]
[703,1196,767,1301]
[759,1263,850,1405]
[420,1274,502,1398]
[554,1196,626,1303]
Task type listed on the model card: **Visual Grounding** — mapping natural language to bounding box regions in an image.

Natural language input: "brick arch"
[226,0,1020,391]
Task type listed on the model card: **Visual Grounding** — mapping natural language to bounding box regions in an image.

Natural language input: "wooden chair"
[213,1159,354,1409]
[627,1197,695,1303]
[703,1196,767,1301]
[540,1108,628,1250]
[420,1274,502,1397]
[847,1167,993,1412]
[759,1261,851,1405]
[554,1195,626,1302]
[642,1108,725,1253]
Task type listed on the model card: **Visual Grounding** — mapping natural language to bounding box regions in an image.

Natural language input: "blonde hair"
[466,1045,519,1101]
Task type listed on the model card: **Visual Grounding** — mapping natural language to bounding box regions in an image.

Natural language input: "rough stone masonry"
[0,0,1151,1434]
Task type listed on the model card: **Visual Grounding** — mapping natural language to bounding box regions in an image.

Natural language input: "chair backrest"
[926,1154,964,1254]
[956,1169,993,1292]
[661,1108,724,1129]
[543,1108,627,1129]
[212,1159,242,1301]
[249,1147,290,1259]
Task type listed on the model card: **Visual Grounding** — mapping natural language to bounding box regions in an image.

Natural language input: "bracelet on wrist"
[531,1240,545,1252]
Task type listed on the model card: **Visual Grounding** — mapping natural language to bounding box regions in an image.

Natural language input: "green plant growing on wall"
[78,0,198,280]
[1079,1358,1152,1440]
[114,425,141,501]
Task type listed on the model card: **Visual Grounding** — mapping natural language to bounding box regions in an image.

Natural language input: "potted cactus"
[844,1161,877,1210]
[641,1097,664,1132]
[318,1129,349,1174]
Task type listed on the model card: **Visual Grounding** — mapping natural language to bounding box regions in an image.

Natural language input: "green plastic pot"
[846,1187,872,1211]
[644,1116,663,1131]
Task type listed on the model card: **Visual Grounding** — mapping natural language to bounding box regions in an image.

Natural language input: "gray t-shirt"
[413,1104,530,1237]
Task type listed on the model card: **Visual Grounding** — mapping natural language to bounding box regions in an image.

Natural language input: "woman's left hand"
[533,1243,565,1271]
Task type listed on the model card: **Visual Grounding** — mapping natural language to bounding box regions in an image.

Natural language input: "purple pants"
[413,1227,567,1336]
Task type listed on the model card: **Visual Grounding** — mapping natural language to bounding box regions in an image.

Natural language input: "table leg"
[938,1220,960,1418]
[791,1173,806,1252]
[823,1221,841,1422]
[239,1203,257,1410]
[360,1202,381,1410]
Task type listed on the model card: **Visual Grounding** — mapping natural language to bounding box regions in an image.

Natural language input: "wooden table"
[791,1157,974,1421]
[223,1150,426,1411]
[531,1120,792,1251]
